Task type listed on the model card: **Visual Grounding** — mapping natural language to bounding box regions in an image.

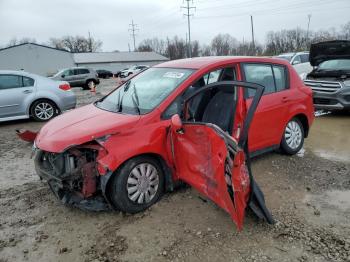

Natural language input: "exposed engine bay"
[34,144,110,211]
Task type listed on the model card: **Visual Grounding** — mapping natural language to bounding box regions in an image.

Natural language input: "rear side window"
[243,64,275,96]
[23,76,34,87]
[242,63,288,97]
[0,75,22,89]
[75,69,89,75]
[273,65,287,91]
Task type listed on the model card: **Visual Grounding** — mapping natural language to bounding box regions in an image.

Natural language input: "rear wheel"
[83,80,96,90]
[109,156,164,213]
[280,118,304,155]
[30,99,59,121]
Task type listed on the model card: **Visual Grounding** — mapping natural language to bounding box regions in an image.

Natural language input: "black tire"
[108,156,164,213]
[280,117,305,155]
[30,99,59,122]
[83,80,96,90]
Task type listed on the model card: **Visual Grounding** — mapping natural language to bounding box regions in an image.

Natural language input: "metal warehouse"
[0,43,169,76]
[0,43,75,76]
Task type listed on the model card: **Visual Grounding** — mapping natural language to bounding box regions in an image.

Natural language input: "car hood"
[35,104,141,153]
[310,40,350,66]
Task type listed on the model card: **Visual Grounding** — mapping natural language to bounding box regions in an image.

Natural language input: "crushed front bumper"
[34,148,111,212]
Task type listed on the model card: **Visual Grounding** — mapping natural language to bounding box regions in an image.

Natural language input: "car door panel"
[167,81,274,230]
[0,75,34,118]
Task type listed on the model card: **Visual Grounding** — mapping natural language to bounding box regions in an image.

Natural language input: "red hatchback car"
[34,57,313,229]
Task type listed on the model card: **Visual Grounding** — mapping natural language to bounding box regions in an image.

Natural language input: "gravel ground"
[0,79,349,262]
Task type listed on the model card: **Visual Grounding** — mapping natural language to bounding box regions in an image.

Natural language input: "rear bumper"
[312,86,350,110]
[60,92,77,111]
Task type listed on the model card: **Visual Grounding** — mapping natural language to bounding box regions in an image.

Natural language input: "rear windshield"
[95,68,194,115]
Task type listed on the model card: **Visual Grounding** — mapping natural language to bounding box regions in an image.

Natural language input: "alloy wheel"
[126,163,159,204]
[284,120,302,150]
[34,102,54,120]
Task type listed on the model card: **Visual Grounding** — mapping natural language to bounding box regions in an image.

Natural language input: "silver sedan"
[0,70,76,122]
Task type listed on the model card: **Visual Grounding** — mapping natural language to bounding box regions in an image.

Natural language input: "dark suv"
[304,40,350,111]
[52,67,100,90]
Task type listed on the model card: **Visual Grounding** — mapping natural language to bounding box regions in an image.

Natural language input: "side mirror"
[171,114,183,133]
[61,74,65,78]
[292,60,301,65]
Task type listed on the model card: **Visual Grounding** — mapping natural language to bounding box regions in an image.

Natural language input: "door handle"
[23,90,33,94]
[282,96,289,102]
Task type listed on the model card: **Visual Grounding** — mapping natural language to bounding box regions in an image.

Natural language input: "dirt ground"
[0,79,349,262]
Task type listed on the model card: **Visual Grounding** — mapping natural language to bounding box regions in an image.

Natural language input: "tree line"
[1,21,349,58]
[138,21,350,59]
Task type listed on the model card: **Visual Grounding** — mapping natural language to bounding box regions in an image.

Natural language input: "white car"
[120,65,149,78]
[0,70,76,122]
[275,51,313,77]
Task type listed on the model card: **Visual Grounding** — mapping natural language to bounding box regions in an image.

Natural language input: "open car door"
[167,81,274,230]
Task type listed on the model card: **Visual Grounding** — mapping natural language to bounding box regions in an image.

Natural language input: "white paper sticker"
[163,72,185,78]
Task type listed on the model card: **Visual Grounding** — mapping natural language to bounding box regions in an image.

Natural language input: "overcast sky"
[0,0,349,52]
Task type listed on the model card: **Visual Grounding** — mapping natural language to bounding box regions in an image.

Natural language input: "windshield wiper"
[131,84,141,115]
[117,81,131,112]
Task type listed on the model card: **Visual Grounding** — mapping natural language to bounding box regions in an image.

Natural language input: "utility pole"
[88,31,92,52]
[250,15,255,54]
[306,14,312,41]
[128,20,139,51]
[181,0,196,58]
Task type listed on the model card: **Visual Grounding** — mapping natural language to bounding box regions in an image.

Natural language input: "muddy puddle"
[305,112,350,163]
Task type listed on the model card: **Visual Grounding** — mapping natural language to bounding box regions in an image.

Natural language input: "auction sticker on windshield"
[163,72,185,78]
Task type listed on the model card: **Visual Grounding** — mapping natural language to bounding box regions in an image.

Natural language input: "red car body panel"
[34,56,313,229]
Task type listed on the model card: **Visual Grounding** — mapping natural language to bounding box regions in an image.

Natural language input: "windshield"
[318,59,350,70]
[53,69,64,77]
[95,67,194,115]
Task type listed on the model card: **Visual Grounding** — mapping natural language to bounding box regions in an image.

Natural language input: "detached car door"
[167,81,274,230]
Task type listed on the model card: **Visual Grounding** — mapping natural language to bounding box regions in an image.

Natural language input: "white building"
[0,43,169,76]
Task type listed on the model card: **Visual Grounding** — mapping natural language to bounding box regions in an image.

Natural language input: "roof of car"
[0,70,36,77]
[154,56,290,70]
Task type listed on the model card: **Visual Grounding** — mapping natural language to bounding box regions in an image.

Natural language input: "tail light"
[59,84,71,91]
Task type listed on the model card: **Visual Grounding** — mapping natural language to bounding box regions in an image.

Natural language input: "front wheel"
[280,118,304,155]
[109,156,164,213]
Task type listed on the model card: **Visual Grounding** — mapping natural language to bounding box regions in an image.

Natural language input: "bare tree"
[165,36,187,60]
[137,38,166,55]
[191,40,200,57]
[200,44,212,56]
[3,37,37,48]
[49,35,102,52]
[211,34,238,56]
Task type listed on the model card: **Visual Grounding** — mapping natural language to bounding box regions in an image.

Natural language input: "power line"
[128,20,139,51]
[181,0,196,58]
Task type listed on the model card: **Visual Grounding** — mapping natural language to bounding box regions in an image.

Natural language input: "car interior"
[169,67,238,134]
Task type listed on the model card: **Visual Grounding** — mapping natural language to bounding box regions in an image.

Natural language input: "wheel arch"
[28,97,61,116]
[293,113,310,138]
[86,78,97,84]
[102,152,174,208]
